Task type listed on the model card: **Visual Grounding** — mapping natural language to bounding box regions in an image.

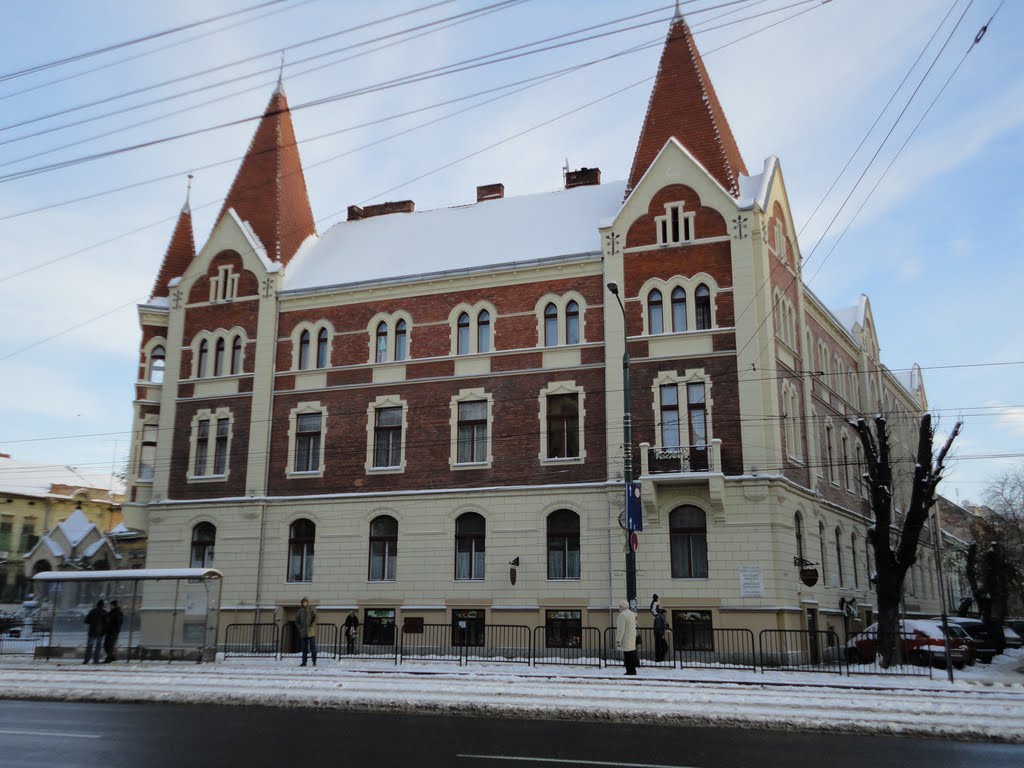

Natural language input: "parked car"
[1005,618,1024,639]
[1004,626,1023,650]
[936,617,999,663]
[846,619,973,669]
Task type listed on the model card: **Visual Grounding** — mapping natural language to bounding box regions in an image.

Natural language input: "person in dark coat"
[343,610,359,654]
[103,600,123,663]
[654,606,669,663]
[83,600,106,664]
[295,597,317,667]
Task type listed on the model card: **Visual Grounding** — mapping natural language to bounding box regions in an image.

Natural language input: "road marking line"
[0,730,101,739]
[456,756,697,768]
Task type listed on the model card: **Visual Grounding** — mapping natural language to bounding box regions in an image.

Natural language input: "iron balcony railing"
[639,439,722,475]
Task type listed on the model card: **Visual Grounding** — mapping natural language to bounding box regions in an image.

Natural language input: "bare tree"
[982,465,1024,615]
[852,414,961,668]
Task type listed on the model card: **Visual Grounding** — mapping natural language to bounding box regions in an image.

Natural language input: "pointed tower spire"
[626,14,747,197]
[151,179,196,299]
[216,80,315,266]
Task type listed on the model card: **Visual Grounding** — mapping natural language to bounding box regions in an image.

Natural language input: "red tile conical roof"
[626,15,747,198]
[216,83,316,265]
[151,199,195,299]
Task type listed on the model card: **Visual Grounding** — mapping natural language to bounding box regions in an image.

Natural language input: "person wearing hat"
[615,599,638,675]
[295,597,318,667]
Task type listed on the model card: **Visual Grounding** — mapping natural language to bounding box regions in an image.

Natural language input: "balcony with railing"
[638,439,725,514]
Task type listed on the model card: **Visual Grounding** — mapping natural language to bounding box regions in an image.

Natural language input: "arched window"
[670,505,708,578]
[454,512,485,580]
[214,337,225,376]
[369,515,398,581]
[648,289,663,334]
[819,522,828,585]
[851,533,859,589]
[835,528,844,587]
[190,522,216,568]
[671,287,686,331]
[395,319,408,361]
[695,284,712,330]
[566,301,580,345]
[795,512,804,565]
[375,322,389,363]
[457,312,471,355]
[543,303,558,347]
[477,310,491,353]
[298,330,311,370]
[231,335,243,374]
[149,345,165,383]
[316,328,329,368]
[546,509,580,579]
[287,518,315,583]
[197,339,208,378]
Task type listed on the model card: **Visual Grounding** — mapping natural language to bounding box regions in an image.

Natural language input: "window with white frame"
[138,421,158,481]
[147,343,166,383]
[369,515,397,581]
[694,284,712,330]
[835,527,844,587]
[536,294,585,347]
[196,340,209,378]
[825,423,837,484]
[842,433,852,491]
[287,518,315,583]
[772,219,787,262]
[450,304,496,356]
[192,329,246,378]
[539,382,585,463]
[671,287,686,332]
[209,264,239,303]
[655,202,695,245]
[190,522,215,568]
[369,314,411,363]
[640,277,717,335]
[454,512,485,580]
[546,509,580,579]
[450,389,493,468]
[214,337,226,376]
[291,321,333,371]
[819,521,828,585]
[653,371,711,470]
[231,334,243,374]
[188,407,233,480]
[286,403,327,477]
[648,289,664,334]
[670,505,709,578]
[366,395,407,472]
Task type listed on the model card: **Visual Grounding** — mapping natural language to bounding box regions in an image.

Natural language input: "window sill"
[187,474,228,484]
[368,578,396,583]
[540,456,584,466]
[546,577,581,582]
[671,576,709,581]
[452,461,492,471]
[454,577,485,582]
[287,580,313,584]
[367,466,404,475]
[287,470,324,479]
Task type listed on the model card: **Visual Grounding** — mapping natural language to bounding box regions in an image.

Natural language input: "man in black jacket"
[83,600,105,664]
[103,600,123,663]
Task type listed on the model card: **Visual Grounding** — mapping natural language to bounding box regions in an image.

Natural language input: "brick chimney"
[564,167,601,189]
[476,183,504,202]
[347,201,415,221]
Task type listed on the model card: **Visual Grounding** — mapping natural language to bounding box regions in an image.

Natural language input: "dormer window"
[209,265,239,303]
[656,202,695,245]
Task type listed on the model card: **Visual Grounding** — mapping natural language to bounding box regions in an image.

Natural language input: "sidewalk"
[1,649,1022,742]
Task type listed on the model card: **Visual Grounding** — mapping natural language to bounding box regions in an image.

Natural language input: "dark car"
[1006,618,1024,638]
[937,617,998,663]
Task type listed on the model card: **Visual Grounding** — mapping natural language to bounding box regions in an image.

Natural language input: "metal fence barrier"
[532,625,603,667]
[759,629,843,675]
[843,630,934,678]
[675,627,757,671]
[278,622,339,659]
[0,630,50,656]
[222,623,279,658]
[398,624,533,666]
[336,625,399,663]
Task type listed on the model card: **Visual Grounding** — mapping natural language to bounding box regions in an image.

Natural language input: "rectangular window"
[139,424,157,481]
[364,609,396,646]
[672,610,714,651]
[19,523,37,554]
[369,537,397,581]
[546,394,579,459]
[457,401,488,464]
[0,520,12,552]
[545,609,582,649]
[194,419,210,476]
[687,382,708,470]
[213,418,230,475]
[660,384,680,448]
[295,413,322,472]
[373,407,403,468]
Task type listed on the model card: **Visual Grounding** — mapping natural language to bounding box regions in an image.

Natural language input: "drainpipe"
[254,278,281,626]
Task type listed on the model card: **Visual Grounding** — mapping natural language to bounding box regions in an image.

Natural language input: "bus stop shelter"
[32,568,224,663]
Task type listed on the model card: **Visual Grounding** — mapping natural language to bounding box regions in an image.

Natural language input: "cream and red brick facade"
[124,15,942,641]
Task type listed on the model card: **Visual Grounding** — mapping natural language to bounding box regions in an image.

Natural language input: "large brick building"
[124,12,941,644]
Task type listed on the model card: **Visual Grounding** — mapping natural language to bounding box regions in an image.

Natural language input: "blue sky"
[0,0,1020,503]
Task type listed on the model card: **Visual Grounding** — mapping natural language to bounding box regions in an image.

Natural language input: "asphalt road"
[0,700,1021,768]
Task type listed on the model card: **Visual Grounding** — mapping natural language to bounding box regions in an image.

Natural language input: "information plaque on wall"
[738,565,764,597]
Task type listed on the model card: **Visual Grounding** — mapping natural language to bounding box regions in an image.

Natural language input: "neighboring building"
[22,506,122,576]
[124,12,942,641]
[0,454,124,602]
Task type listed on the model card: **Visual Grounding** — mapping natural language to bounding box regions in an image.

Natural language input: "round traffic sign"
[629,532,639,552]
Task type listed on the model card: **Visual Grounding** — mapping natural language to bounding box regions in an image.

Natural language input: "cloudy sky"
[0,0,1020,503]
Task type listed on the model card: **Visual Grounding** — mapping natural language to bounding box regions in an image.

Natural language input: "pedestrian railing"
[533,625,603,667]
[336,626,399,663]
[222,623,279,657]
[759,629,843,675]
[844,630,933,678]
[278,623,340,659]
[0,629,50,656]
[676,628,757,671]
[397,624,533,666]
[399,623,462,665]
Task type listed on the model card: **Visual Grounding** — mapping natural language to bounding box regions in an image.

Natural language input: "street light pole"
[607,281,637,608]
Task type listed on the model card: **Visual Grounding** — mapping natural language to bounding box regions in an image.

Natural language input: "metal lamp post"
[607,281,637,607]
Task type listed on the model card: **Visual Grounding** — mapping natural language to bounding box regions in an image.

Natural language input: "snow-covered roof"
[283,182,626,293]
[736,156,777,211]
[832,294,868,335]
[60,508,95,548]
[33,567,223,581]
[0,455,123,498]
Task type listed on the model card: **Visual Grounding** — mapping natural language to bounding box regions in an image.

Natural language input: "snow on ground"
[1,650,1022,742]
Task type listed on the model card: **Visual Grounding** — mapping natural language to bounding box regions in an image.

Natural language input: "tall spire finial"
[183,172,194,213]
[673,0,683,22]
[275,51,285,95]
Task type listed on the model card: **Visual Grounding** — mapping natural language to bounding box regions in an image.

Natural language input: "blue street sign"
[626,482,643,532]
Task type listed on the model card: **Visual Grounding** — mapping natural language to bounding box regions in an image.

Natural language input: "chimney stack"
[476,183,504,202]
[347,200,415,221]
[564,167,601,189]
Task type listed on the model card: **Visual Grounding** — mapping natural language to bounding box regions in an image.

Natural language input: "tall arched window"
[316,328,329,368]
[231,335,243,374]
[149,345,165,383]
[695,284,712,330]
[795,512,804,565]
[648,289,664,334]
[214,337,225,376]
[454,512,485,580]
[190,522,216,568]
[671,287,686,331]
[670,505,708,578]
[851,533,859,589]
[287,518,315,583]
[369,515,398,581]
[457,312,471,355]
[543,303,558,347]
[197,339,209,378]
[298,330,311,370]
[375,322,389,363]
[834,527,844,587]
[546,509,580,579]
[565,301,580,345]
[395,319,408,361]
[477,310,491,353]
[819,522,828,585]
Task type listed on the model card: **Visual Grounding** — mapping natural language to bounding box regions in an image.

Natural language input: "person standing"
[653,606,669,663]
[295,598,317,667]
[615,599,638,676]
[343,610,359,655]
[103,600,124,663]
[83,600,106,664]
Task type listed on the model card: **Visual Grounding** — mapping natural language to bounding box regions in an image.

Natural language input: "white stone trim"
[285,401,327,478]
[534,292,587,348]
[449,388,494,469]
[448,301,497,356]
[188,326,248,379]
[538,380,586,465]
[649,368,713,452]
[366,311,413,364]
[638,273,719,336]
[186,406,234,482]
[365,394,408,473]
[289,319,335,371]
